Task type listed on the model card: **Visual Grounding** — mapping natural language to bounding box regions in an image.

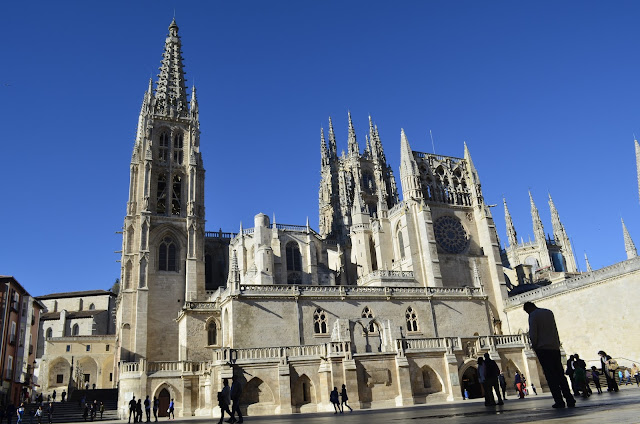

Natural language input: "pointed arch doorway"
[158,388,171,417]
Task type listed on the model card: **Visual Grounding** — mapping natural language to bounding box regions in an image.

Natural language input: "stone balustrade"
[396,334,529,355]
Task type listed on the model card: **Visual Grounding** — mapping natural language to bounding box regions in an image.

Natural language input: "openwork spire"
[320,127,329,167]
[529,191,545,243]
[154,19,189,117]
[328,116,338,158]
[622,218,638,259]
[347,111,359,156]
[503,198,517,247]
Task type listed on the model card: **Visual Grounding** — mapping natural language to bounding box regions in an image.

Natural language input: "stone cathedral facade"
[114,20,546,417]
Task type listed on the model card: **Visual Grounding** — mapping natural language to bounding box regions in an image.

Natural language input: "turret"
[328,117,338,158]
[622,218,638,259]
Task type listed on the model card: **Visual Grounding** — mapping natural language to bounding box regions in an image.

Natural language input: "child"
[591,366,603,394]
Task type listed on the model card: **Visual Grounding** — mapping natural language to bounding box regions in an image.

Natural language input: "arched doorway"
[158,388,171,417]
[461,366,483,399]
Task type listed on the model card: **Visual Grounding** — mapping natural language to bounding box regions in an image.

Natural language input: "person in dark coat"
[217,379,232,424]
[136,399,142,423]
[45,404,53,424]
[7,403,17,424]
[329,387,340,414]
[144,396,151,423]
[483,353,504,405]
[228,376,243,423]
[128,397,136,423]
[598,351,619,392]
[591,366,603,394]
[498,372,507,399]
[340,384,353,412]
[152,397,158,422]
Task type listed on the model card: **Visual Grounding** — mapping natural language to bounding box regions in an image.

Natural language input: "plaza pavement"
[110,385,640,424]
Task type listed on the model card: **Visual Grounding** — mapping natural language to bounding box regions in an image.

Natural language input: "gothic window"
[286,242,302,271]
[156,174,167,214]
[89,303,95,310]
[159,132,169,163]
[72,324,79,336]
[397,229,406,260]
[159,237,178,272]
[171,175,182,216]
[78,299,83,311]
[207,321,217,346]
[46,328,52,339]
[313,308,328,334]
[173,133,183,164]
[362,306,376,333]
[127,226,135,254]
[405,307,418,332]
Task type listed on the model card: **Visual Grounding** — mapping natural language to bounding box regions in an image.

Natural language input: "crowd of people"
[127,395,165,423]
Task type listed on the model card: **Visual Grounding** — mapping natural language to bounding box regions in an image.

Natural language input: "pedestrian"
[82,404,88,422]
[128,396,136,424]
[624,369,632,385]
[524,301,576,408]
[618,370,624,386]
[51,392,56,404]
[99,402,104,420]
[598,351,619,392]
[340,384,353,412]
[477,357,491,405]
[228,375,243,423]
[85,382,89,391]
[216,379,232,424]
[92,400,98,421]
[46,404,53,424]
[463,388,469,399]
[152,397,158,422]
[329,387,340,414]
[572,356,589,398]
[483,353,504,405]
[136,399,142,423]
[566,355,578,396]
[590,366,603,394]
[531,383,538,395]
[16,404,24,424]
[167,399,174,420]
[514,372,525,399]
[632,363,640,386]
[61,391,66,403]
[35,407,42,424]
[144,396,151,423]
[498,372,507,400]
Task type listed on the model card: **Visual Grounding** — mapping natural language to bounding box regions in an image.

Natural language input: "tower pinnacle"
[154,19,188,117]
[503,198,517,247]
[529,191,545,243]
[622,218,638,259]
[328,116,337,158]
[399,129,422,201]
[347,111,359,156]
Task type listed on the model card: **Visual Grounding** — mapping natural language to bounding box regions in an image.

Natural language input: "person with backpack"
[599,351,619,392]
[217,379,232,424]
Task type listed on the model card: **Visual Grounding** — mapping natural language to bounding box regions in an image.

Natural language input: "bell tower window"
[159,237,178,271]
[156,174,167,214]
[159,132,169,163]
[171,175,182,215]
[173,133,183,164]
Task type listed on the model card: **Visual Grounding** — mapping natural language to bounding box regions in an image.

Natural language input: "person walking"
[483,353,504,405]
[632,363,640,386]
[618,370,624,386]
[477,357,492,405]
[136,399,143,423]
[152,397,158,422]
[524,302,576,408]
[45,404,53,424]
[167,399,174,420]
[51,392,56,404]
[530,383,538,395]
[217,380,231,424]
[498,372,507,400]
[34,407,42,424]
[598,351,619,392]
[61,391,66,403]
[228,375,243,423]
[144,396,151,422]
[514,372,525,399]
[624,369,631,385]
[128,396,136,424]
[590,366,603,394]
[99,402,104,420]
[329,387,340,414]
[340,384,353,412]
[82,404,88,422]
[16,404,24,424]
[565,355,578,396]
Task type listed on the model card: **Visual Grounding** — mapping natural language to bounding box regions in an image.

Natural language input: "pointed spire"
[347,111,359,156]
[529,191,545,243]
[463,142,476,175]
[584,252,593,272]
[503,198,518,247]
[154,19,189,117]
[320,127,329,167]
[190,84,198,113]
[327,116,338,158]
[306,216,310,232]
[622,218,638,259]
[635,138,640,204]
[399,129,422,201]
[239,221,244,236]
[364,135,371,158]
[229,250,240,289]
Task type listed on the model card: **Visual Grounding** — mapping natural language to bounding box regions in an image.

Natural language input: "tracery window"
[156,174,167,214]
[405,306,419,332]
[362,306,376,333]
[159,237,178,271]
[397,229,406,260]
[171,175,182,215]
[313,308,328,334]
[158,132,169,163]
[72,324,79,336]
[173,132,183,164]
[286,242,302,271]
[207,321,217,346]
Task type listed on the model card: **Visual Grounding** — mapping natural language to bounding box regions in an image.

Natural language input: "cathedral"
[112,19,547,417]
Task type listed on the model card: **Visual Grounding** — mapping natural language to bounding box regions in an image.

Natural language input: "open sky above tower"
[2,1,640,295]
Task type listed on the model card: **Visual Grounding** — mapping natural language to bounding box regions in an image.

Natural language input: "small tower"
[622,218,638,259]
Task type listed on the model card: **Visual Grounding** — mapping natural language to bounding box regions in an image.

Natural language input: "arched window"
[46,328,52,339]
[156,174,167,214]
[124,261,133,290]
[397,229,406,260]
[78,299,83,311]
[171,175,182,215]
[405,307,418,332]
[362,306,375,333]
[159,237,178,271]
[173,133,183,164]
[313,308,328,334]
[158,132,169,163]
[207,321,217,346]
[89,303,95,310]
[72,324,79,336]
[286,242,302,271]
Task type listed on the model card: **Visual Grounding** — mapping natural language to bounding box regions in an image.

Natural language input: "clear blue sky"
[2,1,639,296]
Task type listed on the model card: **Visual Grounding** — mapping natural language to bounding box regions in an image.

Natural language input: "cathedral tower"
[116,20,205,363]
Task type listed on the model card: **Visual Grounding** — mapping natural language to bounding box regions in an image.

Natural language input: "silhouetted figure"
[136,399,142,423]
[128,396,136,424]
[7,403,16,424]
[498,372,507,399]
[99,402,104,420]
[144,396,151,422]
[591,367,603,394]
[152,397,158,422]
[46,404,53,424]
[329,387,340,414]
[228,376,243,423]
[217,380,231,424]
[340,384,353,412]
[61,391,66,403]
[51,392,56,404]
[483,353,504,405]
[524,301,576,408]
[598,351,619,392]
